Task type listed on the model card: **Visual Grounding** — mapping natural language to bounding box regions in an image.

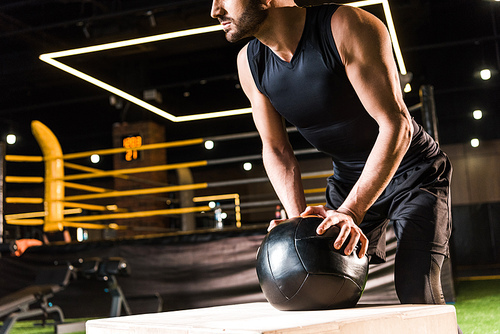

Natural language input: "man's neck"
[255,7,307,63]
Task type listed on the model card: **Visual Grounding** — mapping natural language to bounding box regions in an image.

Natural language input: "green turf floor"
[2,279,499,333]
[454,278,500,334]
[1,318,87,334]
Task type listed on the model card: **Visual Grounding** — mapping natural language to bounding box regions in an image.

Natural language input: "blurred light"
[471,138,480,148]
[76,227,88,242]
[6,134,16,145]
[106,205,118,211]
[480,69,492,80]
[204,140,214,150]
[221,212,228,220]
[208,201,216,209]
[243,162,252,171]
[90,154,100,163]
[404,83,412,93]
[146,11,157,28]
[473,109,483,120]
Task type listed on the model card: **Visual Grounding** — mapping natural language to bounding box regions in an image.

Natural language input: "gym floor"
[454,265,500,334]
[2,278,499,334]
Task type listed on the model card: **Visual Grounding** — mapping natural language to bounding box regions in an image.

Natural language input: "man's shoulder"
[240,38,265,62]
[330,5,386,33]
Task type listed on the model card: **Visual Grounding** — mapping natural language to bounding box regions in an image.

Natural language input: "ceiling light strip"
[175,108,252,122]
[349,0,383,6]
[42,25,223,58]
[39,1,406,122]
[40,56,178,122]
[381,0,407,75]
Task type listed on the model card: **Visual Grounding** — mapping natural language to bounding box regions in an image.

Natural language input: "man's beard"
[225,0,268,43]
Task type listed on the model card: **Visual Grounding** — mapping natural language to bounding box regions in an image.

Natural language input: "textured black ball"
[256,216,369,311]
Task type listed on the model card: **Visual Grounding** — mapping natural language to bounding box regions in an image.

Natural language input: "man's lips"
[219,19,231,30]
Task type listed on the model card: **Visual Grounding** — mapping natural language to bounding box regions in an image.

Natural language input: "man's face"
[211,0,268,43]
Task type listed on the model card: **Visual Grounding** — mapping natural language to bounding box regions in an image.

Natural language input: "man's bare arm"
[334,6,413,223]
[237,45,307,222]
[307,6,412,257]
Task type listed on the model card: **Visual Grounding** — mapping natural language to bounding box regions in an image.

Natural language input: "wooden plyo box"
[86,302,458,334]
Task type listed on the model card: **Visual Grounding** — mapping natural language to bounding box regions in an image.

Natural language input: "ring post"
[31,121,65,232]
[0,141,5,243]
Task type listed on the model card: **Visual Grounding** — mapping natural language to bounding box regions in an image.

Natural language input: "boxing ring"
[2,121,331,238]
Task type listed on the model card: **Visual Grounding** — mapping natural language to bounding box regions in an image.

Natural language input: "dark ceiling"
[1,0,499,164]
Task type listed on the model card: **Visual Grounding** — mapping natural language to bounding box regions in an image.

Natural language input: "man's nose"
[211,0,223,19]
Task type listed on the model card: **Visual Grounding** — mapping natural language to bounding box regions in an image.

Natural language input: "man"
[211,0,454,313]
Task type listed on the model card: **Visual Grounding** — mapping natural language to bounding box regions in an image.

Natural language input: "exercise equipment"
[74,257,131,317]
[256,216,369,311]
[0,264,74,334]
[47,257,134,333]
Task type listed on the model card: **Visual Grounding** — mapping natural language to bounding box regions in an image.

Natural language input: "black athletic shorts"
[326,151,452,264]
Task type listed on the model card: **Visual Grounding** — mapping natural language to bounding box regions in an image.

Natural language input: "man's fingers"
[316,215,339,235]
[358,234,369,259]
[338,228,368,258]
[301,206,314,216]
[268,218,287,232]
[301,205,327,218]
[267,220,278,232]
[311,210,369,259]
[344,229,360,255]
[334,223,351,249]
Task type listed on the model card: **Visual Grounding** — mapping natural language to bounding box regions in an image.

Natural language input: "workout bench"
[74,257,132,317]
[0,264,74,334]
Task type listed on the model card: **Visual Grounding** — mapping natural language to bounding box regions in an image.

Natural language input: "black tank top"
[247,5,440,183]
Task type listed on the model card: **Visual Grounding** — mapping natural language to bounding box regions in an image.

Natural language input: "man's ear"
[261,0,273,10]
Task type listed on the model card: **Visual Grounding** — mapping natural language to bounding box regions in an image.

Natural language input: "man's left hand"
[301,205,368,258]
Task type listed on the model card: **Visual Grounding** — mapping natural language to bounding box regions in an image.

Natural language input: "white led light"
[404,83,412,93]
[470,138,480,148]
[90,154,100,163]
[6,134,16,145]
[243,162,253,171]
[473,109,483,120]
[208,201,216,209]
[204,140,215,150]
[77,228,84,242]
[480,69,492,81]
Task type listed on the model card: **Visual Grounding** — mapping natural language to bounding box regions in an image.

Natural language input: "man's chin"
[224,31,245,43]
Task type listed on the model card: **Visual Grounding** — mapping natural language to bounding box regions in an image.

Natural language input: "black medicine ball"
[256,216,369,311]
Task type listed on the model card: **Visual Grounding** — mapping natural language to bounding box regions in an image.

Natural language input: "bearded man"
[211,2,459,332]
